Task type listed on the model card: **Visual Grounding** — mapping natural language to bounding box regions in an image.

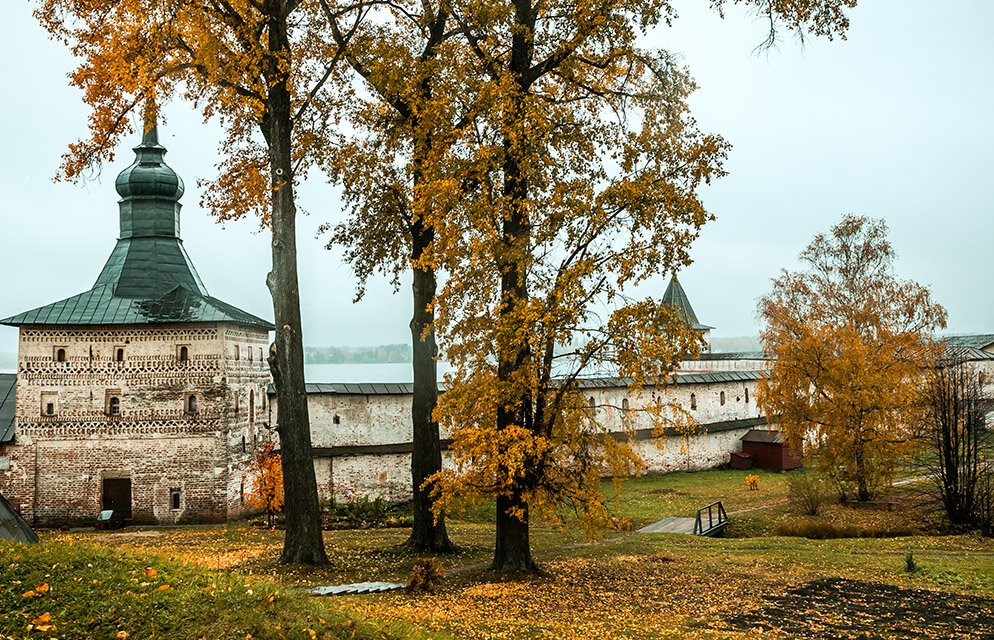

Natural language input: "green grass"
[0,540,438,640]
[601,468,794,527]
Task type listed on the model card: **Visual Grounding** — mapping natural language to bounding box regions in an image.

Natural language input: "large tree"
[36,0,361,563]
[758,215,946,502]
[320,0,485,552]
[418,0,860,572]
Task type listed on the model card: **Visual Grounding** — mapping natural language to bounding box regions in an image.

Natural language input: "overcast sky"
[2,1,992,357]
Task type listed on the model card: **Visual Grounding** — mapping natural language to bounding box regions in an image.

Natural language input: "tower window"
[333,414,341,425]
[116,348,124,362]
[178,345,189,362]
[690,393,697,410]
[170,489,181,510]
[235,345,240,361]
[622,398,629,411]
[41,391,58,416]
[248,348,253,363]
[720,391,726,406]
[745,387,750,403]
[233,391,240,415]
[186,395,198,413]
[241,435,247,453]
[259,348,264,363]
[104,389,122,415]
[249,389,255,423]
[55,348,66,362]
[589,396,596,413]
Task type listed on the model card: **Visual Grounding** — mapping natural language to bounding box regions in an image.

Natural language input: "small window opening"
[248,347,253,363]
[622,398,629,411]
[45,403,55,416]
[235,345,240,361]
[109,396,120,416]
[56,348,66,362]
[179,346,189,362]
[720,391,726,406]
[690,393,697,410]
[745,388,750,403]
[116,348,124,362]
[233,391,240,415]
[241,435,246,453]
[589,396,596,413]
[259,348,264,363]
[187,395,198,413]
[170,489,181,511]
[333,414,341,425]
[249,389,255,423]
[239,481,245,505]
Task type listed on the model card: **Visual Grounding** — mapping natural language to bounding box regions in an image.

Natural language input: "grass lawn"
[7,467,994,639]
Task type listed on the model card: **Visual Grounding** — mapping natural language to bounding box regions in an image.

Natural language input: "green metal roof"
[0,125,273,331]
[0,374,15,444]
[662,276,713,331]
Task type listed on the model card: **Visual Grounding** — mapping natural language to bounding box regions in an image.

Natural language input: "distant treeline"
[304,344,412,364]
[710,336,762,353]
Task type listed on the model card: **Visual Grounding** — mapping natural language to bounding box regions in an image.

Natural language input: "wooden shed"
[740,429,803,470]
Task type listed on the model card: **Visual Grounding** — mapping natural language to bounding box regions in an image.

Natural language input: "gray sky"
[2,0,993,357]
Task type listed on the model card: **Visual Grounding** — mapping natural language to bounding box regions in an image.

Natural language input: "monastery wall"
[273,372,769,503]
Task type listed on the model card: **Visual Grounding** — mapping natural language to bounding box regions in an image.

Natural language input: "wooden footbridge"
[637,501,728,537]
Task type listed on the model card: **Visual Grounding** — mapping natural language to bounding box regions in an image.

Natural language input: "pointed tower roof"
[662,275,713,331]
[1,124,273,330]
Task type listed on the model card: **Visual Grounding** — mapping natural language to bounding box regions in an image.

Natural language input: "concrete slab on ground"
[637,516,696,534]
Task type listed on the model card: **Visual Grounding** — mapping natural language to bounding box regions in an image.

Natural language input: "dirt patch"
[645,489,687,498]
[723,577,994,639]
[91,530,165,543]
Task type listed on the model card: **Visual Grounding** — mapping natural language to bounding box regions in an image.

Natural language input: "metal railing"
[693,501,728,536]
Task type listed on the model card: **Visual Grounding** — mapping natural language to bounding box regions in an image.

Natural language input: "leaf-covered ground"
[18,468,994,639]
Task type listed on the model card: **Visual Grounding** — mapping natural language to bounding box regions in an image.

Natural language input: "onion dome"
[114,123,185,200]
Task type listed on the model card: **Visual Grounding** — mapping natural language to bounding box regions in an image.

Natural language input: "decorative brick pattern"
[0,321,271,526]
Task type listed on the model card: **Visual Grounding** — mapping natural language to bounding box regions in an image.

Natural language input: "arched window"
[116,348,124,362]
[690,393,697,410]
[622,398,629,411]
[241,435,246,453]
[187,395,198,413]
[56,348,66,362]
[109,396,120,416]
[745,387,750,403]
[249,389,255,423]
[248,348,253,363]
[235,345,240,361]
[179,346,189,362]
[233,391,240,415]
[589,396,597,413]
[720,391,726,406]
[333,414,341,425]
[259,348,264,363]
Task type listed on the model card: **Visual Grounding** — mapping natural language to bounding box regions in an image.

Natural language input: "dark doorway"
[102,478,132,517]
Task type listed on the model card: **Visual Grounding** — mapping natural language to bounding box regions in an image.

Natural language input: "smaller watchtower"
[662,275,714,352]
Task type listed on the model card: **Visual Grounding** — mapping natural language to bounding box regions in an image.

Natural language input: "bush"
[787,471,830,516]
[407,558,444,595]
[773,519,914,539]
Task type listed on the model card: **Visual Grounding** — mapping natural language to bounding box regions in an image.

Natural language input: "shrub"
[904,551,917,573]
[787,470,830,516]
[744,474,759,491]
[773,519,914,539]
[407,558,444,595]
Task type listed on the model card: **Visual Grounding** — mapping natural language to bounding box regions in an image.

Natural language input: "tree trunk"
[406,216,454,552]
[854,446,871,502]
[493,492,536,571]
[265,6,328,565]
